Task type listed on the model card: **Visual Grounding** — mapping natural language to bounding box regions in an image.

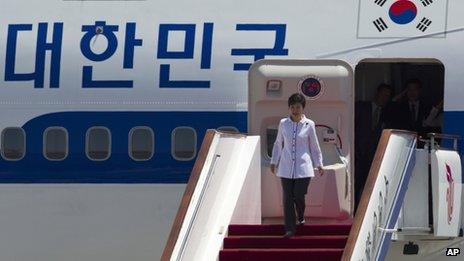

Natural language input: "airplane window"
[129,127,154,161]
[217,126,239,133]
[44,127,68,161]
[86,127,111,161]
[266,126,278,158]
[172,127,197,161]
[1,127,26,161]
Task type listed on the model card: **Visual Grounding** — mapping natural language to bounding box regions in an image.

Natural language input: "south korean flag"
[357,0,449,38]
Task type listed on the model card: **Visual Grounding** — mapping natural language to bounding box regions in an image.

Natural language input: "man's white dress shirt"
[270,114,323,179]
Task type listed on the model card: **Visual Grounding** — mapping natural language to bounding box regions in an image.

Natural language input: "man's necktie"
[410,103,417,123]
[372,106,381,130]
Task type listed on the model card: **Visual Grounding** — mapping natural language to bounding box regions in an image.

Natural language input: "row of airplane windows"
[0,126,239,162]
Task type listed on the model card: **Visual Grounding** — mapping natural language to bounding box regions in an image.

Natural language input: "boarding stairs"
[219,223,351,260]
[162,129,464,261]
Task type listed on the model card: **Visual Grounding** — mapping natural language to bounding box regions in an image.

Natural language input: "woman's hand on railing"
[317,166,324,176]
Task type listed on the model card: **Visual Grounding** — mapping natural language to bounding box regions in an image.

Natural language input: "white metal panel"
[396,149,429,233]
[0,184,185,261]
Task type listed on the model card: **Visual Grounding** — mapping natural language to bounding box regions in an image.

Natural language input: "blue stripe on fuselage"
[443,111,464,153]
[441,111,464,180]
[1,110,463,183]
[0,111,247,183]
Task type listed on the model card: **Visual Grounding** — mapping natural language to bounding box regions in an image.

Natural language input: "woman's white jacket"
[270,115,323,179]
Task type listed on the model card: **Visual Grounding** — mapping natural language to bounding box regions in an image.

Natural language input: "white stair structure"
[343,131,464,261]
[162,130,262,261]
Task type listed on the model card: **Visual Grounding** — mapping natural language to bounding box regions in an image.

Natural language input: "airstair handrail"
[161,129,248,261]
[342,129,417,261]
[161,129,216,261]
[427,132,460,151]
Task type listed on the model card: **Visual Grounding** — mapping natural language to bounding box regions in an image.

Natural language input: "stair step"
[228,224,352,236]
[223,235,348,249]
[219,248,344,261]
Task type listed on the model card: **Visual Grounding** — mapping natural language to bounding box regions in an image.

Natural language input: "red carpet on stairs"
[220,223,352,261]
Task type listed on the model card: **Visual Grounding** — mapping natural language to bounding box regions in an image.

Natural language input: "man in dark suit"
[355,83,393,212]
[391,79,431,139]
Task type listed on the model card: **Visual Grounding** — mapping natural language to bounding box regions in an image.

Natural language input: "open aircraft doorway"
[248,59,355,223]
[354,59,445,212]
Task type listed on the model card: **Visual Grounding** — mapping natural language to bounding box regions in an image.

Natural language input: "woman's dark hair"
[288,93,306,108]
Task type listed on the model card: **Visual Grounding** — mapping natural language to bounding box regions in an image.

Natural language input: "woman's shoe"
[283,231,295,238]
[296,219,305,226]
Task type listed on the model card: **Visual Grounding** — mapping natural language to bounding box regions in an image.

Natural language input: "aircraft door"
[248,59,354,220]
